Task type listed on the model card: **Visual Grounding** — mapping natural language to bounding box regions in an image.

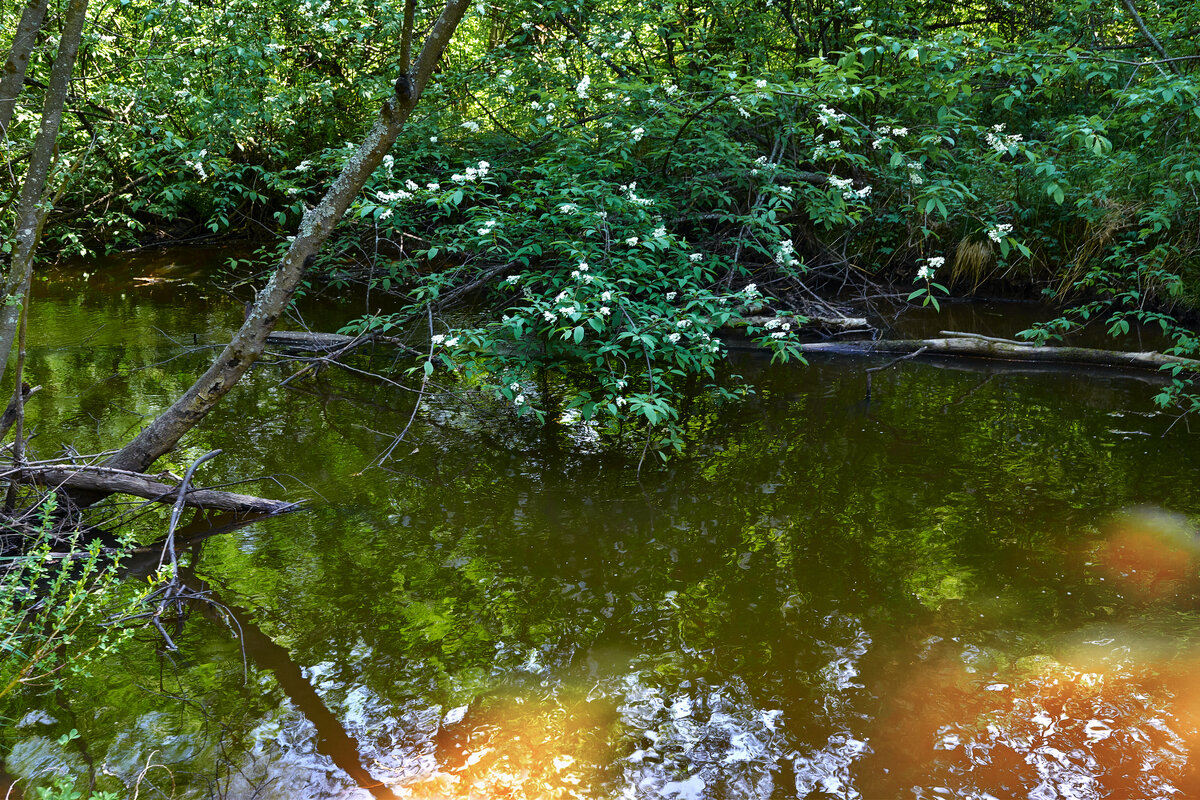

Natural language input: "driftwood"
[793,334,1200,375]
[12,464,299,513]
[265,330,409,352]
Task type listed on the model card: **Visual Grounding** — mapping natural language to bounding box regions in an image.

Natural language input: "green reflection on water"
[5,255,1200,798]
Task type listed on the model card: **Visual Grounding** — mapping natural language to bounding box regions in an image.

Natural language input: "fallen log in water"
[794,334,1200,375]
[11,464,300,514]
[265,330,411,353]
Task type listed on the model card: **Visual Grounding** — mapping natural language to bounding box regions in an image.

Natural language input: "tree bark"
[1118,0,1182,75]
[0,0,49,137]
[102,0,470,475]
[792,335,1200,374]
[0,0,89,392]
[16,464,298,513]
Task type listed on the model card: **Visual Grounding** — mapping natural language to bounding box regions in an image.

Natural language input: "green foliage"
[32,775,121,800]
[0,496,147,702]
[3,0,1199,428]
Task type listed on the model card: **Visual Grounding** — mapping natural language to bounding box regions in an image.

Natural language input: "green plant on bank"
[0,495,148,702]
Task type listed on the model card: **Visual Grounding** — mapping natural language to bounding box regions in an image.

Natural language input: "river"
[4,249,1200,799]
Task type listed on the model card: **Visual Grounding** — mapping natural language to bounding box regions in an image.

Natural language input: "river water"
[5,251,1200,799]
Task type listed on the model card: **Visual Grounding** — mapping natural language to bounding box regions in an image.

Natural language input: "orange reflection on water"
[1097,506,1200,600]
[393,692,617,800]
[867,644,1200,797]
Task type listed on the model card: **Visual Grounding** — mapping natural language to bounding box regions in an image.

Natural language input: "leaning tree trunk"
[0,0,49,137]
[0,0,89,392]
[102,0,470,475]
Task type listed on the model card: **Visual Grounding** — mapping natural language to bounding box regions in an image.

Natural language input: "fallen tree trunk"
[265,330,411,353]
[14,464,299,513]
[792,334,1200,374]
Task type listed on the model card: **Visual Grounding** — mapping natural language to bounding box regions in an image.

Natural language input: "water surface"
[5,251,1200,799]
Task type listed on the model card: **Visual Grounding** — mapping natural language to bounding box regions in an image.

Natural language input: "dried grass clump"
[951,238,993,292]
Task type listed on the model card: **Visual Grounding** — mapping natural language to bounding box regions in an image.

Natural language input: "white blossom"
[667,333,681,343]
[653,226,667,238]
[631,126,645,142]
[625,236,639,246]
[689,253,702,262]
[987,223,1014,242]
[575,75,590,99]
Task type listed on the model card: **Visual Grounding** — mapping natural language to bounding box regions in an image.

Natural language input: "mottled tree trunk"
[0,0,49,137]
[0,0,89,392]
[102,0,470,475]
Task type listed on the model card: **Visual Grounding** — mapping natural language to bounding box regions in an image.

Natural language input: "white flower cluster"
[576,75,591,99]
[985,124,1023,154]
[916,256,945,281]
[619,182,654,207]
[817,104,847,127]
[431,333,460,347]
[907,160,925,186]
[764,318,793,335]
[497,68,515,94]
[460,120,480,133]
[827,175,871,201]
[775,238,800,268]
[478,219,497,236]
[187,149,209,181]
[377,189,412,202]
[450,161,490,184]
[631,126,646,142]
[987,223,1013,243]
[571,261,595,284]
[743,283,760,299]
[728,94,752,119]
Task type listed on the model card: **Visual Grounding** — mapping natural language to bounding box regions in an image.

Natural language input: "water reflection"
[5,256,1200,798]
